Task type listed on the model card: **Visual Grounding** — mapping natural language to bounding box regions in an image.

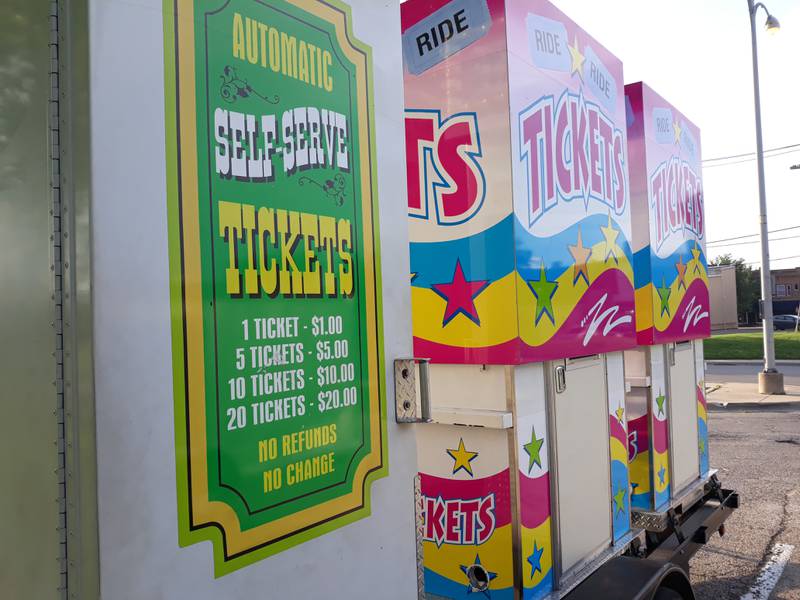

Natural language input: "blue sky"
[555,0,800,269]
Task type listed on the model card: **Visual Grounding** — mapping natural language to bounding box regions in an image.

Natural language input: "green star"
[613,487,626,515]
[528,264,558,325]
[657,277,671,316]
[523,426,545,474]
[655,391,666,417]
[699,438,706,455]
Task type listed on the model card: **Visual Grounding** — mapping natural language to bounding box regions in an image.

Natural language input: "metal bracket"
[394,358,431,424]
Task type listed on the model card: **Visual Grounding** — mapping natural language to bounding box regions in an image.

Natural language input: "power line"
[707,225,800,245]
[746,255,800,266]
[703,143,800,163]
[707,234,800,248]
[703,147,800,168]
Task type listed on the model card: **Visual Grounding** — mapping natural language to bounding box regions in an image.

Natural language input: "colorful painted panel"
[606,353,631,541]
[626,82,710,345]
[695,339,710,475]
[626,348,669,512]
[403,0,518,364]
[514,365,553,599]
[651,385,670,510]
[507,0,636,361]
[417,425,515,599]
[402,0,637,364]
[627,388,651,510]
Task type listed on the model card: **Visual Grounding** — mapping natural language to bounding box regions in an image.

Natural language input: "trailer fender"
[567,556,694,600]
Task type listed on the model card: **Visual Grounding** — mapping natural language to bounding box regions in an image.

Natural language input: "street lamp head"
[765,13,780,34]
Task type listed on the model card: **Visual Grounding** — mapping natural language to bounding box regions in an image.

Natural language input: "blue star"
[459,553,498,598]
[658,465,666,485]
[527,542,544,578]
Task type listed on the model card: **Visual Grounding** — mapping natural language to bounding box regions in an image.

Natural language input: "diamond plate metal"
[631,509,669,532]
[394,358,431,423]
[413,474,425,599]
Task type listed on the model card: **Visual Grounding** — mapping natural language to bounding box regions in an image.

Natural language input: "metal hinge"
[49,2,69,598]
[394,358,431,424]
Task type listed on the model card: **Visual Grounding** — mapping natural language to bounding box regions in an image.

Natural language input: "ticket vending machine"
[402,1,638,596]
[623,82,711,516]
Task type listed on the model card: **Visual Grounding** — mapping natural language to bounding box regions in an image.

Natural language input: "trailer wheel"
[654,587,684,600]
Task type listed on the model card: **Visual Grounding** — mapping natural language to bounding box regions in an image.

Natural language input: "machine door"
[668,342,700,493]
[550,356,612,578]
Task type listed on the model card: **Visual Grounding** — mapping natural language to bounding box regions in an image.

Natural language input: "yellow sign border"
[167,0,386,575]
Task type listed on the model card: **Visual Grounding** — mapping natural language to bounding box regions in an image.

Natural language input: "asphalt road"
[706,363,800,387]
[690,402,800,599]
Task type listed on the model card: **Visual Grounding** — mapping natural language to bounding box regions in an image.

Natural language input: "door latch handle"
[554,364,567,394]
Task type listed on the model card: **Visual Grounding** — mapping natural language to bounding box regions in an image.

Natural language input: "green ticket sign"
[164,0,386,576]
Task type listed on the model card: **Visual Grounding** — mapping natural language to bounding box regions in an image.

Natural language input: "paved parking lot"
[690,401,800,599]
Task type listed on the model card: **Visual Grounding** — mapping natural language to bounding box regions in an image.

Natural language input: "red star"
[431,260,489,326]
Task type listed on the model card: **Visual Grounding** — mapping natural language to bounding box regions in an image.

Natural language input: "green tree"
[710,254,761,324]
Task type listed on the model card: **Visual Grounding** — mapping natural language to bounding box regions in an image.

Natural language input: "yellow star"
[600,212,620,264]
[568,36,585,80]
[673,120,682,144]
[615,406,625,425]
[446,438,478,477]
[568,228,592,286]
[690,241,702,274]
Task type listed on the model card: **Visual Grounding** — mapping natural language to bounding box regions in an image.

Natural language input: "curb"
[706,359,800,366]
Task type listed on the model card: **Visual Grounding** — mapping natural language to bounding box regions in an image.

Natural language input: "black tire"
[654,587,684,600]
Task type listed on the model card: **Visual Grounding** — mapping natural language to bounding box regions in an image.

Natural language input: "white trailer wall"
[90,1,418,597]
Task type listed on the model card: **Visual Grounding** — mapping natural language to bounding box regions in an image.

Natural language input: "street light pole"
[747,0,784,394]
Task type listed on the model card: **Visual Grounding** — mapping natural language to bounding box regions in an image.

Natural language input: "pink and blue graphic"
[696,340,710,475]
[628,411,651,510]
[651,388,671,510]
[417,426,515,599]
[402,0,637,364]
[609,395,631,540]
[626,82,710,345]
[516,410,553,600]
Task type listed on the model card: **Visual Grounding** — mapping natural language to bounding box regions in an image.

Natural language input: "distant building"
[771,267,800,300]
[708,264,738,331]
[770,266,800,316]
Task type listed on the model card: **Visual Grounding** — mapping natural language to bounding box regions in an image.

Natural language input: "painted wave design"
[518,470,553,598]
[609,414,627,447]
[410,213,633,288]
[414,269,636,363]
[609,415,631,541]
[629,411,652,510]
[629,449,652,510]
[611,458,631,541]
[514,214,633,284]
[420,470,512,527]
[650,278,711,340]
[518,473,550,530]
[517,269,636,360]
[697,384,710,475]
[424,567,514,600]
[410,216,515,288]
[523,572,555,600]
[633,240,708,290]
[652,415,669,454]
[420,469,515,599]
